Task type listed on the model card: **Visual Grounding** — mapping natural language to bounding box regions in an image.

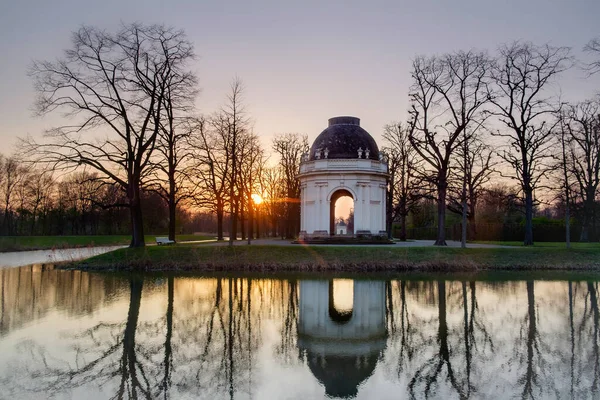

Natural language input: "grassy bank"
[0,234,214,252]
[69,244,600,272]
[471,241,600,249]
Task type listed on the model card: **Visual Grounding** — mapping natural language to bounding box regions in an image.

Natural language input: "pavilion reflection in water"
[298,280,387,398]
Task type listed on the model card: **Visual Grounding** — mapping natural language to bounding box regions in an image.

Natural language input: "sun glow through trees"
[251,194,263,205]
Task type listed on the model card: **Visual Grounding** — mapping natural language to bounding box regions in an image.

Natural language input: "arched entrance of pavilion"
[329,188,355,236]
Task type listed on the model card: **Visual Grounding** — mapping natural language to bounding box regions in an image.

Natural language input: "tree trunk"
[580,223,589,242]
[524,187,534,246]
[468,189,477,240]
[271,217,277,237]
[2,205,9,235]
[400,214,407,241]
[231,198,238,241]
[168,174,176,241]
[565,192,571,249]
[386,174,394,240]
[217,200,224,241]
[168,192,176,242]
[592,204,598,242]
[255,210,260,239]
[247,195,253,244]
[461,197,467,249]
[435,178,447,246]
[129,182,145,248]
[561,130,571,247]
[580,196,593,242]
[467,215,476,241]
[240,198,246,241]
[461,139,468,248]
[30,208,37,236]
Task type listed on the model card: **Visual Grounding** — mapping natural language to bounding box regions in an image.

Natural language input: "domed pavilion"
[298,116,388,240]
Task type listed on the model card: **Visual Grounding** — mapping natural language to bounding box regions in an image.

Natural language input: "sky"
[1,0,599,157]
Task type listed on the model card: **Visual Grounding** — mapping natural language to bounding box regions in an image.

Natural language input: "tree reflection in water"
[2,268,600,399]
[516,281,547,399]
[407,281,464,398]
[2,276,148,398]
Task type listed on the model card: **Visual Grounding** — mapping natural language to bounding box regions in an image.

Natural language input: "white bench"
[156,237,175,245]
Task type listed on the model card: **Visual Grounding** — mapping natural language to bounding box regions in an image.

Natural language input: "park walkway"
[0,245,125,268]
[184,238,515,248]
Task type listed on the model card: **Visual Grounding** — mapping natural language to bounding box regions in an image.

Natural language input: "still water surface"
[0,264,599,399]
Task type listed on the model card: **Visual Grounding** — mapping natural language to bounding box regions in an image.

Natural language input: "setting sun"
[251,193,263,205]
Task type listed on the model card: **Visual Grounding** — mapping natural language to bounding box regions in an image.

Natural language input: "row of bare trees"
[9,22,600,247]
[186,83,307,242]
[0,158,187,236]
[384,39,600,246]
[22,24,197,247]
[13,23,307,246]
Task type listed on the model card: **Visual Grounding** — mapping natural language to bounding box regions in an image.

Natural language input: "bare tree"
[236,131,265,243]
[272,133,308,239]
[409,51,490,245]
[24,169,55,235]
[191,116,229,240]
[448,129,496,245]
[584,37,600,76]
[0,155,4,223]
[1,156,27,235]
[24,24,195,247]
[148,61,199,241]
[488,41,572,245]
[190,79,250,243]
[13,164,33,235]
[382,122,421,240]
[223,78,249,245]
[261,166,286,237]
[562,99,600,242]
[557,114,574,248]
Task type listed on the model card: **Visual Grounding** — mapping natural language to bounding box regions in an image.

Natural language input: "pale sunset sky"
[0,0,599,155]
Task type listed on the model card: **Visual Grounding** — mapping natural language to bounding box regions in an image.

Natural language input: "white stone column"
[318,185,322,231]
[326,199,331,234]
[366,183,371,233]
[378,183,382,232]
[306,183,317,234]
[362,184,367,231]
[382,183,387,232]
[353,184,361,231]
[355,184,362,232]
[300,185,305,232]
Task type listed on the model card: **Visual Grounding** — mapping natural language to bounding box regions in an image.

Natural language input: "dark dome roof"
[309,116,380,161]
[307,352,379,398]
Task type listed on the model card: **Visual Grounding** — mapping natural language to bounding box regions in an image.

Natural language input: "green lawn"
[0,234,215,252]
[71,244,600,273]
[471,241,600,249]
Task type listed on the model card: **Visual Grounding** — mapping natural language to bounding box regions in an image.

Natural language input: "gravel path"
[183,238,516,248]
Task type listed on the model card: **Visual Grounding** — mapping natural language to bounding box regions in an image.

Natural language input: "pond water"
[0,264,599,399]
